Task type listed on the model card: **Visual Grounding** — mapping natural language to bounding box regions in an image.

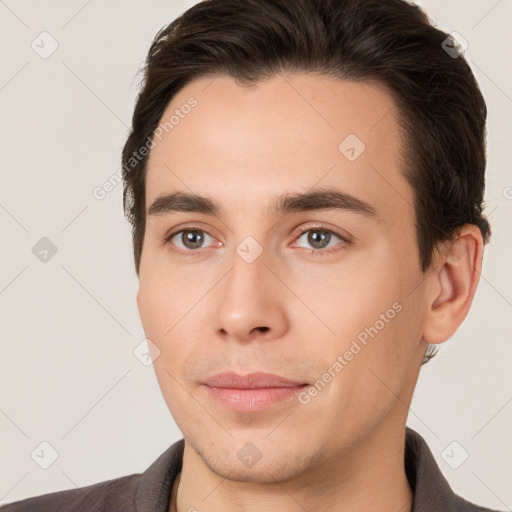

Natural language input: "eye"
[163,224,350,256]
[292,226,349,254]
[166,229,217,252]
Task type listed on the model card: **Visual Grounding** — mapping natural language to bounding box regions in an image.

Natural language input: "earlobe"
[422,224,484,345]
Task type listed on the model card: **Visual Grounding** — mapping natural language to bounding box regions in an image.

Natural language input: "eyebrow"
[147,188,377,219]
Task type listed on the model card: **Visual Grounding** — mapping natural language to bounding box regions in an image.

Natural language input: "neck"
[174,423,413,512]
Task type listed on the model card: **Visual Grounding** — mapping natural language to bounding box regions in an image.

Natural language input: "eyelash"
[163,224,351,257]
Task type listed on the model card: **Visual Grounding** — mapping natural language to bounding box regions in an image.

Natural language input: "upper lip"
[202,372,307,389]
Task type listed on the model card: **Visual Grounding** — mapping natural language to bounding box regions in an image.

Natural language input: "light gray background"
[0,0,511,508]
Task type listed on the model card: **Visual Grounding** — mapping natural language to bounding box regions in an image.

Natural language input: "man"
[1,0,503,510]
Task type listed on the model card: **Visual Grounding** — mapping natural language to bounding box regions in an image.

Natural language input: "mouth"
[201,372,309,412]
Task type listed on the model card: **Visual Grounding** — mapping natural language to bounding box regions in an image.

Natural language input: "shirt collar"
[405,427,461,510]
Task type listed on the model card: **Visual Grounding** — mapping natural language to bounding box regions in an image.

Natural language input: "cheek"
[137,278,169,344]
[137,260,211,376]
[288,255,401,343]
[137,254,199,341]
[329,277,423,411]
[137,271,200,424]
[292,249,419,380]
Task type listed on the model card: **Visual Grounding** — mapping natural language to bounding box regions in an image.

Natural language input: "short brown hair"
[121,0,491,362]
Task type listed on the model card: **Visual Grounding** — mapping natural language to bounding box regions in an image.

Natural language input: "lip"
[201,372,308,412]
[203,371,307,389]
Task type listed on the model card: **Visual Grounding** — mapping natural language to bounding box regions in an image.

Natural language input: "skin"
[136,73,484,512]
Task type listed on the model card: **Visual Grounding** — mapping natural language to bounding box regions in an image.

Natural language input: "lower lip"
[203,385,307,412]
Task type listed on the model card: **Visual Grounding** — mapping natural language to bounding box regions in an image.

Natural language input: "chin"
[193,436,324,484]
[202,455,300,484]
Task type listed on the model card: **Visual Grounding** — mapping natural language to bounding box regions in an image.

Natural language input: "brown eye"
[167,229,215,251]
[306,230,332,249]
[292,227,350,254]
[297,229,341,250]
[180,230,205,249]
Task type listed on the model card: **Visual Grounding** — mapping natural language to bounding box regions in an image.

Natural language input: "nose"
[214,246,289,344]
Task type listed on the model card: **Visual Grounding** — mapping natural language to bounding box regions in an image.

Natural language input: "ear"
[422,224,484,345]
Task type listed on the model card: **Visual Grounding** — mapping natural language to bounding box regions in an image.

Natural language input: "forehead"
[145,73,412,223]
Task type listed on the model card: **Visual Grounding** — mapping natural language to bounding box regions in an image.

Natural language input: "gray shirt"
[0,428,503,511]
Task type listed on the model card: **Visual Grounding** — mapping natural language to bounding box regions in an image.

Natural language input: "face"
[137,73,430,483]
